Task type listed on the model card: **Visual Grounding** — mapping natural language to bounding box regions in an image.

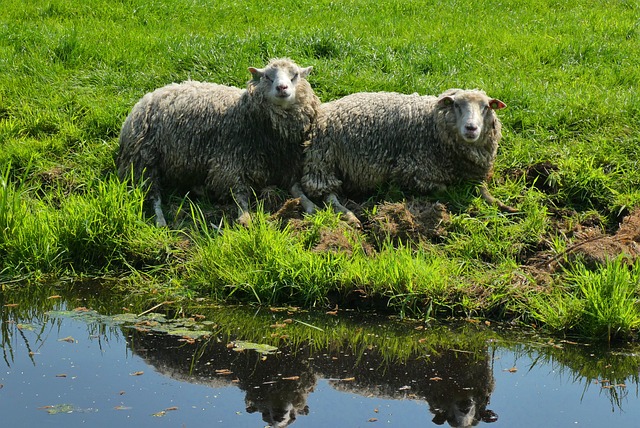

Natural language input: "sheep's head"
[438,89,506,144]
[249,58,313,108]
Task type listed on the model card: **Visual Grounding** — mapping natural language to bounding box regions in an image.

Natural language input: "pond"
[1,283,639,427]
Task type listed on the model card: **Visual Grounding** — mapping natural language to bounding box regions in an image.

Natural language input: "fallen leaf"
[4,303,18,307]
[282,376,300,381]
[368,418,378,422]
[114,405,131,411]
[129,371,144,376]
[165,407,178,411]
[56,374,67,378]
[58,336,75,343]
[429,376,443,381]
[48,295,62,299]
[504,367,518,373]
[152,411,166,417]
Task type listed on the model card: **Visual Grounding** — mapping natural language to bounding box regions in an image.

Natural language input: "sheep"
[116,58,321,227]
[300,88,516,225]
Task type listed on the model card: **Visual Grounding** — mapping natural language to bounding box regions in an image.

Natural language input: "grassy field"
[1,0,640,341]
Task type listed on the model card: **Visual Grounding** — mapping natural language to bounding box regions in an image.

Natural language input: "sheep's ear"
[489,99,506,110]
[249,67,265,80]
[299,66,313,78]
[438,96,455,107]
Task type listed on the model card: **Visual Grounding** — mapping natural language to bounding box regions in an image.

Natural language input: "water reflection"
[2,284,640,427]
[129,322,500,427]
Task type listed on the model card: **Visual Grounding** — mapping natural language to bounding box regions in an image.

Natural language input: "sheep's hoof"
[344,212,362,229]
[237,212,252,227]
[498,202,519,214]
[479,184,519,214]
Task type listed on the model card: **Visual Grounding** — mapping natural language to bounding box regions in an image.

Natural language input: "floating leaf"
[40,404,74,414]
[232,340,278,355]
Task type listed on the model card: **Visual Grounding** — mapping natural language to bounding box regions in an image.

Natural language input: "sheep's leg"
[325,193,361,228]
[479,182,518,213]
[235,192,252,227]
[290,182,318,214]
[152,194,168,227]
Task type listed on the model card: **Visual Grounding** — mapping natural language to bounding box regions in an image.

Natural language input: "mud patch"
[568,208,640,267]
[271,198,305,223]
[365,200,449,248]
[529,208,640,275]
[505,161,559,194]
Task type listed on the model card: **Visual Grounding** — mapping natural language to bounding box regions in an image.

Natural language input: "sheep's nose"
[465,124,478,131]
[277,84,289,92]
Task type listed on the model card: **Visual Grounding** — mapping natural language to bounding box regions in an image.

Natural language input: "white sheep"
[117,58,320,226]
[301,88,516,225]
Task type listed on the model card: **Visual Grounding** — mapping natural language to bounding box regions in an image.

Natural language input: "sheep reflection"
[128,332,497,427]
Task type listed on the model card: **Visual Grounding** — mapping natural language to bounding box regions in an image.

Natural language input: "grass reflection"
[2,281,640,418]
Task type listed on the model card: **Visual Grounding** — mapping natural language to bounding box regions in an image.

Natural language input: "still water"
[1,285,639,427]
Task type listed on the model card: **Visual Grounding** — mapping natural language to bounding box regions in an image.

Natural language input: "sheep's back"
[309,92,440,194]
[135,81,247,192]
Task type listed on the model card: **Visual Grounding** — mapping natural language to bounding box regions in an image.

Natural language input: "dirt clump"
[529,208,640,276]
[365,199,449,248]
[271,198,306,223]
[568,208,640,267]
[505,161,559,194]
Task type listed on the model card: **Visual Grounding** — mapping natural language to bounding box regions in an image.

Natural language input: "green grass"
[1,0,640,340]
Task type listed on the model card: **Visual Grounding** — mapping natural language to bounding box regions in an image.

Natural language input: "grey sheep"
[301,88,516,225]
[117,58,321,226]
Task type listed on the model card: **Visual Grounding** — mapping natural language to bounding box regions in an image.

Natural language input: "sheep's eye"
[292,73,299,80]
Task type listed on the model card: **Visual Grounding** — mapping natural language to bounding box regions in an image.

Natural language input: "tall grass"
[1,0,640,339]
[530,258,640,341]
[188,209,345,306]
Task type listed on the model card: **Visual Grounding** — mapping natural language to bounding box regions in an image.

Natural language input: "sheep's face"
[438,91,506,144]
[249,60,313,109]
